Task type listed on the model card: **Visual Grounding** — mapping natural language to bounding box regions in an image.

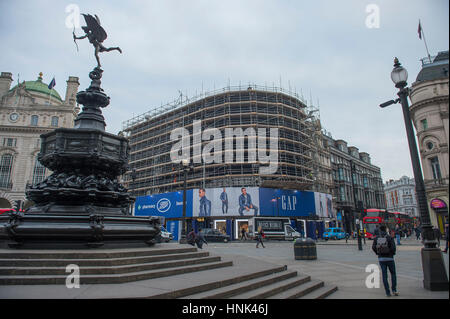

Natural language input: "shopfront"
[430,198,448,235]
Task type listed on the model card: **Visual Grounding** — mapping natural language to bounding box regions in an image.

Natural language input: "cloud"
[1,0,448,182]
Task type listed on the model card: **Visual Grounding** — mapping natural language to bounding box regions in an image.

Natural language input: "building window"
[0,154,14,188]
[421,119,428,130]
[363,176,368,188]
[31,115,39,126]
[430,157,442,180]
[2,138,17,147]
[32,157,47,185]
[339,186,346,201]
[338,168,344,180]
[51,116,59,127]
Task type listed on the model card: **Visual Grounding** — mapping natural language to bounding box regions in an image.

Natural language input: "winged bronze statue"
[73,14,122,68]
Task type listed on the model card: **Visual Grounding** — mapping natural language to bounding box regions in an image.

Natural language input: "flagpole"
[47,75,55,105]
[419,20,432,63]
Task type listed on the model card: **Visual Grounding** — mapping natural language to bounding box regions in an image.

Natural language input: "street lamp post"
[350,160,363,251]
[179,159,192,244]
[380,57,448,291]
[130,168,137,216]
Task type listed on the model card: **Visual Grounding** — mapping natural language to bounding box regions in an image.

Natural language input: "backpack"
[376,235,391,255]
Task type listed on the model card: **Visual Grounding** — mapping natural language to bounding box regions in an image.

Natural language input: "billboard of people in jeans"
[238,187,259,216]
[192,187,259,217]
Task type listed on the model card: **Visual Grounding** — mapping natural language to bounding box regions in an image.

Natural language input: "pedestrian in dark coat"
[195,228,208,249]
[187,229,197,246]
[444,223,449,253]
[256,226,265,248]
[415,226,421,240]
[372,225,398,297]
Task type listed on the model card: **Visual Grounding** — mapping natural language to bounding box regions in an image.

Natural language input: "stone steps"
[0,247,198,260]
[297,285,339,299]
[0,251,210,267]
[0,246,337,299]
[0,260,233,285]
[234,275,314,299]
[179,270,300,299]
[0,247,232,285]
[0,256,221,276]
[175,265,337,300]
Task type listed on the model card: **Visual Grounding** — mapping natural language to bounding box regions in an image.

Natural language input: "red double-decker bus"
[362,208,414,239]
[0,208,15,215]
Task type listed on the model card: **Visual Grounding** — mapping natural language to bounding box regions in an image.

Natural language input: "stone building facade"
[384,176,418,217]
[0,71,79,209]
[409,50,449,233]
[322,135,386,233]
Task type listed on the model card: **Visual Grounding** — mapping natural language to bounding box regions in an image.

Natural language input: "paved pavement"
[200,237,449,299]
[0,237,448,299]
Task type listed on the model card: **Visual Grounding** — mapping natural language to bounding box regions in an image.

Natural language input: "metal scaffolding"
[123,84,318,196]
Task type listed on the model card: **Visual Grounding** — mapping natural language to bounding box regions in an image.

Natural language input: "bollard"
[294,238,317,260]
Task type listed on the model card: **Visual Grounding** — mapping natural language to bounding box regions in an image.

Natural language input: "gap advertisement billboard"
[135,188,333,219]
[258,188,315,217]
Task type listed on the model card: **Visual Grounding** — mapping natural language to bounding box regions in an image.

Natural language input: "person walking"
[372,225,398,297]
[241,227,248,241]
[195,228,208,249]
[256,226,265,248]
[415,225,421,240]
[186,229,197,246]
[394,224,402,245]
[443,223,448,253]
[374,225,380,237]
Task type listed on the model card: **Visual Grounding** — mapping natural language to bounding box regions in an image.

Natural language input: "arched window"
[0,154,14,189]
[51,116,59,127]
[31,115,39,126]
[32,157,47,185]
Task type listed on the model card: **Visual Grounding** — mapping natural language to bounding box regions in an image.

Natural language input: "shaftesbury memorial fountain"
[1,14,160,248]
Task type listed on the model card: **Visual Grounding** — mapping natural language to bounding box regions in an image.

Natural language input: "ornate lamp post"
[380,57,448,291]
[350,160,363,251]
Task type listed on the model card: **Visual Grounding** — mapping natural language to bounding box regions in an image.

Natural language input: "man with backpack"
[372,225,398,297]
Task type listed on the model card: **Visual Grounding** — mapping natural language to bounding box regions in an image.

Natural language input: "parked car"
[156,226,173,243]
[202,228,230,243]
[323,227,347,240]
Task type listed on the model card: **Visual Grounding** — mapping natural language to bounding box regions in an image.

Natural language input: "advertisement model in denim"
[372,225,398,297]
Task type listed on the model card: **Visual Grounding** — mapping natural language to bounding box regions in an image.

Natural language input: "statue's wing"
[82,13,107,42]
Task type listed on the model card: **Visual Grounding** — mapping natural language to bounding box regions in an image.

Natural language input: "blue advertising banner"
[134,188,327,219]
[258,188,316,217]
[134,190,193,218]
[166,220,181,241]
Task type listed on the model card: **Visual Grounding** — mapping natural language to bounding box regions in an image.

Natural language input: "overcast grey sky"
[1,0,448,182]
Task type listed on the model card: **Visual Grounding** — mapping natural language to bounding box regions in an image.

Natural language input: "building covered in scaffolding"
[123,85,317,196]
[122,84,385,239]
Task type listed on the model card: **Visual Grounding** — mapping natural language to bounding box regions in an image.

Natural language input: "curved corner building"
[124,86,315,196]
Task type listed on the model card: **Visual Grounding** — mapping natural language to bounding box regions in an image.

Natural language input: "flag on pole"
[48,77,56,90]
[418,20,422,39]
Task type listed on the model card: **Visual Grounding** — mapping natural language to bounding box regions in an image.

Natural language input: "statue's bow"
[72,27,79,52]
